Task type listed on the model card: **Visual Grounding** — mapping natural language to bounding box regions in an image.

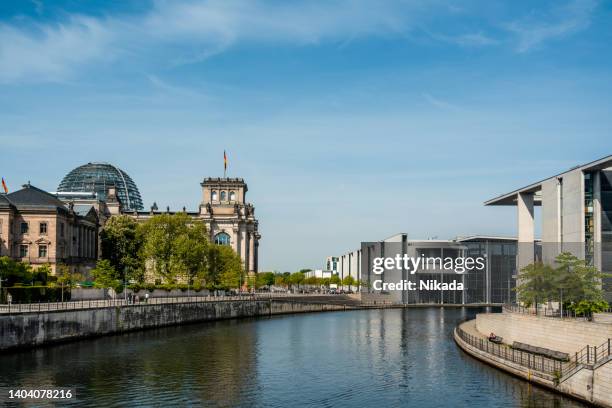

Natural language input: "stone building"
[0,183,99,274]
[128,177,260,275]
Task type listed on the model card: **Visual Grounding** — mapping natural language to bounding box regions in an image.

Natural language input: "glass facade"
[461,238,517,304]
[585,172,595,265]
[601,171,612,300]
[58,162,144,211]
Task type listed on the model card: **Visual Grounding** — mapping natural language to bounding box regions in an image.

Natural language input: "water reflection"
[0,308,586,407]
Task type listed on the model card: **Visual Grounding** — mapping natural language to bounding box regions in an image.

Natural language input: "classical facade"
[199,178,260,274]
[126,177,260,275]
[0,184,99,274]
[1,161,261,279]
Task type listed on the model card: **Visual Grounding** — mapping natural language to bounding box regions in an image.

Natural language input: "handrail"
[456,325,565,377]
[0,293,369,315]
[456,324,612,382]
[503,303,612,320]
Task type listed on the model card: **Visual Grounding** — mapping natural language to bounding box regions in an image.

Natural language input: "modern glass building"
[57,162,144,211]
[458,236,521,304]
[336,234,527,305]
[485,155,612,302]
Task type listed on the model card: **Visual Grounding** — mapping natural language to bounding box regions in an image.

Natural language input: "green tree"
[274,273,288,288]
[100,215,143,281]
[33,264,52,285]
[91,259,121,290]
[56,264,83,302]
[516,252,610,314]
[140,213,195,283]
[516,262,556,307]
[0,257,33,286]
[289,272,305,290]
[171,219,209,289]
[330,274,341,286]
[342,275,355,291]
[257,272,276,289]
[208,244,244,290]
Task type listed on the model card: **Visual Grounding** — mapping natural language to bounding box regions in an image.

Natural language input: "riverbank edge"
[0,301,500,352]
[453,321,607,407]
[0,299,369,353]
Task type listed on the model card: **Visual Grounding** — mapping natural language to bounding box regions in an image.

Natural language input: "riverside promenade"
[0,294,384,352]
[454,308,612,407]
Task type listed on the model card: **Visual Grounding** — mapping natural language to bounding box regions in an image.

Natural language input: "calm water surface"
[0,308,587,407]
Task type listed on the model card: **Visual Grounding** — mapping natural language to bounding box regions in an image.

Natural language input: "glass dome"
[58,162,144,211]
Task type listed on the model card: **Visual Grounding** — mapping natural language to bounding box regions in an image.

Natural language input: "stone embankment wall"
[459,311,612,407]
[476,311,612,354]
[0,300,349,351]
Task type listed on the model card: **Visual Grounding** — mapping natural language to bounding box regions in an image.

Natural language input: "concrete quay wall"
[454,324,612,407]
[0,300,350,351]
[476,311,612,354]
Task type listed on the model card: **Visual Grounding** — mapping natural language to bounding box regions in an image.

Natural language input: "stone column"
[248,232,255,273]
[517,192,535,272]
[240,226,247,270]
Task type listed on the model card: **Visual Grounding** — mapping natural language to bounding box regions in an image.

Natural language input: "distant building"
[333,233,522,305]
[304,269,337,279]
[0,183,99,274]
[325,256,339,272]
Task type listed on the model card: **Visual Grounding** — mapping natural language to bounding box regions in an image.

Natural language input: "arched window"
[229,191,236,201]
[211,191,218,201]
[214,232,231,246]
[220,191,227,201]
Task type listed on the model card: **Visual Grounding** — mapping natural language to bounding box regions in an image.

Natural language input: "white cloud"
[0,16,113,83]
[0,0,429,83]
[505,0,598,52]
[0,0,600,83]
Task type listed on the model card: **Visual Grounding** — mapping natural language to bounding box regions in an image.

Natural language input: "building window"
[40,222,48,235]
[19,244,28,258]
[60,223,65,237]
[20,222,28,234]
[214,232,231,246]
[39,245,47,258]
[211,191,218,201]
[229,191,236,201]
[220,191,227,201]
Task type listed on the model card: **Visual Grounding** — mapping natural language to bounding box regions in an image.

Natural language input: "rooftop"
[485,154,612,206]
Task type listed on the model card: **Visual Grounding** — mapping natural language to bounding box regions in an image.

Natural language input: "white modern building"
[485,155,612,300]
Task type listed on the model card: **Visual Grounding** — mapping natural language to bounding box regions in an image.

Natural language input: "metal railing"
[0,293,369,315]
[457,324,612,382]
[456,325,565,378]
[503,304,611,319]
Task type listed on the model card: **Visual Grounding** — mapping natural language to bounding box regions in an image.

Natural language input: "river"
[0,307,586,407]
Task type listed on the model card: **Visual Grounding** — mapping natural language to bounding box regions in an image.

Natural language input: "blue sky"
[1,0,611,272]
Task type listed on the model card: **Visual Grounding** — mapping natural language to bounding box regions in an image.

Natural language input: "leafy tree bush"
[516,252,610,314]
[91,259,121,291]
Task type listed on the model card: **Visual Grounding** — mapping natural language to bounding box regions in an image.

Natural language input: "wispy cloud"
[0,0,602,84]
[422,93,462,111]
[0,16,113,83]
[504,0,598,52]
[431,31,499,47]
[0,0,427,84]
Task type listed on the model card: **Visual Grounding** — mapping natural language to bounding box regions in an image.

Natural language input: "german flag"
[224,150,228,174]
[1,177,7,194]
